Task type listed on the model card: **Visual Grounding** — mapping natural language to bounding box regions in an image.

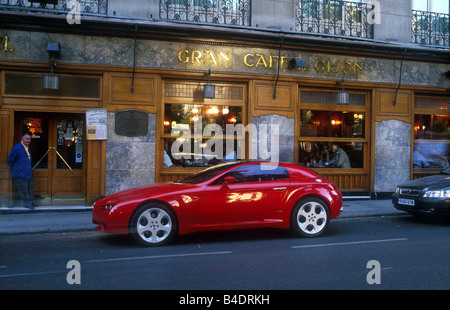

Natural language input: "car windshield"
[440,166,450,175]
[175,162,242,184]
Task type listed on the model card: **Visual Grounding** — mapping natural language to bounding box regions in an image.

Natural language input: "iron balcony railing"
[159,0,251,26]
[0,0,108,16]
[412,10,449,47]
[295,0,374,39]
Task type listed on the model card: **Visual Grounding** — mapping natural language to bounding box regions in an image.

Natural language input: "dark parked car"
[392,166,450,218]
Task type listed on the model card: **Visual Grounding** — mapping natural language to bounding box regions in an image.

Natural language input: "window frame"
[412,94,450,179]
[158,80,248,176]
[297,88,370,172]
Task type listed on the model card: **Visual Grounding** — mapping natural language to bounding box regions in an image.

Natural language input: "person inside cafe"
[329,143,351,168]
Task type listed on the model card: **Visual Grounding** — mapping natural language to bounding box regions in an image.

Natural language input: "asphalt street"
[0,216,449,290]
[0,200,449,294]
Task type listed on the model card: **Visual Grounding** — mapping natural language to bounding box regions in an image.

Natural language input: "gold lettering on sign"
[1,34,13,53]
[178,50,231,67]
[314,58,365,76]
[177,50,366,76]
[244,53,291,69]
[244,54,254,67]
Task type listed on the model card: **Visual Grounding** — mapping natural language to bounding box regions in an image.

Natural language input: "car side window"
[210,164,290,185]
[259,165,290,181]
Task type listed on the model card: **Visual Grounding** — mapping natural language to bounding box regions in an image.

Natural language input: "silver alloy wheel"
[295,200,328,235]
[136,207,173,244]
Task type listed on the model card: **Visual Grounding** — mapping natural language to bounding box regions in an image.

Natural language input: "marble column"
[374,119,411,193]
[105,112,156,195]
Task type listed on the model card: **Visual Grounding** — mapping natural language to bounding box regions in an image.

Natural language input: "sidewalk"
[0,199,403,236]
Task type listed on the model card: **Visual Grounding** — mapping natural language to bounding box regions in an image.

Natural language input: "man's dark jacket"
[7,143,32,180]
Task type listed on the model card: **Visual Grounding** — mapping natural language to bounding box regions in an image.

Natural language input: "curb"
[0,206,93,215]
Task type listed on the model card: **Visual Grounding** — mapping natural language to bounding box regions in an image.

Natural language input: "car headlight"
[99,204,115,211]
[395,187,400,194]
[423,189,450,198]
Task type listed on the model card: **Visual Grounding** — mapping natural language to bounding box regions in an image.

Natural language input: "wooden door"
[50,115,86,197]
[16,112,86,202]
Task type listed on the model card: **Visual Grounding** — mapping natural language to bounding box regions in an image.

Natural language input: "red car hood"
[95,182,201,205]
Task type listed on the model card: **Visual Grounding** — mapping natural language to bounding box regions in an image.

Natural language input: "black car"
[392,166,450,218]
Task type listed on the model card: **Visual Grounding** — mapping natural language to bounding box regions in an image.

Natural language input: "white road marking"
[84,251,233,263]
[291,238,408,249]
[0,270,65,279]
[0,251,233,279]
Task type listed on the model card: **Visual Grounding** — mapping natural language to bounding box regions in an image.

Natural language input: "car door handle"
[272,187,287,191]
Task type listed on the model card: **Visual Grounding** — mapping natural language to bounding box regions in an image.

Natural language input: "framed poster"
[86,109,107,140]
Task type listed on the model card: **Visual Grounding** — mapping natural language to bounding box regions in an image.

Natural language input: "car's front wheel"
[291,197,330,237]
[130,203,177,246]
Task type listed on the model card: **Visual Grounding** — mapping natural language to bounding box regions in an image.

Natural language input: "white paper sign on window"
[86,109,107,140]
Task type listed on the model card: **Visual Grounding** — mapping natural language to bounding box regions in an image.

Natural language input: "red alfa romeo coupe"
[93,161,342,246]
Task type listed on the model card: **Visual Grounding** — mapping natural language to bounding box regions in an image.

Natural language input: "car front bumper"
[92,206,133,235]
[392,194,450,216]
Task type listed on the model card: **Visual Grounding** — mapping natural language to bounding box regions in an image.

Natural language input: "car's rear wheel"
[291,197,330,237]
[130,203,177,246]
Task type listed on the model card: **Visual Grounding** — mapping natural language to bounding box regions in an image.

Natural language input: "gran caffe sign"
[177,49,366,77]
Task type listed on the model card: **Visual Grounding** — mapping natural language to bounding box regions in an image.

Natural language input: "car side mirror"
[223,176,235,185]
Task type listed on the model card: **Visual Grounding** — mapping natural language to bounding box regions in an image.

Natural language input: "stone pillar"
[105,113,156,195]
[373,119,411,193]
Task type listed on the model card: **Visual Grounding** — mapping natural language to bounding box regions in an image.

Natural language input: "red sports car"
[93,161,342,246]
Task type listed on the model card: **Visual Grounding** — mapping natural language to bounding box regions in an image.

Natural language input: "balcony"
[295,0,374,39]
[412,10,449,47]
[159,0,251,26]
[0,0,108,16]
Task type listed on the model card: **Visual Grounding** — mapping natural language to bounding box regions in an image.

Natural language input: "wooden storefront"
[1,28,448,206]
[0,70,105,206]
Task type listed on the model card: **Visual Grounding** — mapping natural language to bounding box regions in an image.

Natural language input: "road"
[1,215,449,295]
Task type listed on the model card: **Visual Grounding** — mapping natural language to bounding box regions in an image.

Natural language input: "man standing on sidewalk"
[7,133,35,209]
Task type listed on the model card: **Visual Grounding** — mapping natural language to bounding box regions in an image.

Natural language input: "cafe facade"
[0,13,449,207]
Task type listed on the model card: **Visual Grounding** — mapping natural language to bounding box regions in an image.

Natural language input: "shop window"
[300,110,365,138]
[299,141,364,168]
[162,82,246,169]
[164,104,242,135]
[298,90,368,171]
[163,137,244,168]
[164,82,243,100]
[21,117,48,169]
[3,72,101,99]
[300,91,365,106]
[413,96,450,172]
[56,119,84,170]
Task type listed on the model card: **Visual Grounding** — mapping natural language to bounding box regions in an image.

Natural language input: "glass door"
[50,115,86,199]
[15,112,86,204]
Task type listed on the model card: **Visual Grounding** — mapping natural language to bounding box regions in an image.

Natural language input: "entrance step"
[34,195,86,206]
